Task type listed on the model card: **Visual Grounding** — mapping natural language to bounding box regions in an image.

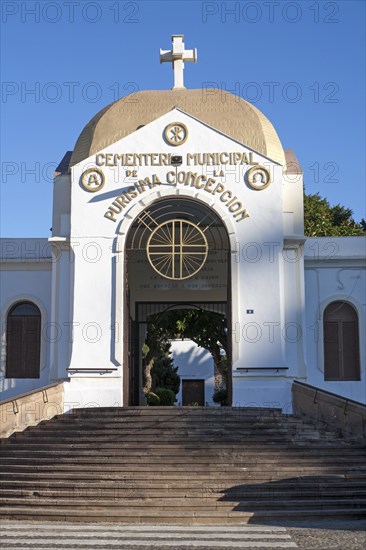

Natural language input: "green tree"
[142,309,228,394]
[304,192,365,237]
[174,309,228,386]
[142,314,173,393]
[151,343,180,396]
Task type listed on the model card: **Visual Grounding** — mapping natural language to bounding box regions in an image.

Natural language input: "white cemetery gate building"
[1,36,365,414]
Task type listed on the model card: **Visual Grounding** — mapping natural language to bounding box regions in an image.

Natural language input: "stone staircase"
[0,407,365,523]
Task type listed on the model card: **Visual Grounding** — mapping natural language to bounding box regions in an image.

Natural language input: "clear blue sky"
[1,0,365,236]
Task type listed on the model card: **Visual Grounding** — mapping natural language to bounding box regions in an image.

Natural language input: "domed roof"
[70,89,286,167]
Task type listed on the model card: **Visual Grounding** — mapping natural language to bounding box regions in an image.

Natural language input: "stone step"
[1,459,365,472]
[52,416,286,425]
[13,425,314,434]
[1,449,364,461]
[53,408,283,414]
[1,448,364,460]
[3,476,363,489]
[2,440,363,449]
[21,427,314,437]
[2,486,366,500]
[1,506,365,523]
[1,460,364,472]
[2,438,338,447]
[2,441,363,453]
[15,426,304,437]
[2,406,364,524]
[3,477,365,489]
[44,424,336,437]
[43,420,304,429]
[0,455,366,473]
[1,494,366,509]
[3,472,365,484]
[0,488,366,501]
[1,477,365,489]
[12,423,306,434]
[5,438,293,446]
[67,416,289,422]
[53,424,337,437]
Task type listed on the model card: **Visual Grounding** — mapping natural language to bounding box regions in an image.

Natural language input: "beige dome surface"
[70,89,286,167]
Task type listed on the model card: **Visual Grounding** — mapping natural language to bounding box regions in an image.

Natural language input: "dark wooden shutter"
[6,317,24,377]
[324,302,360,381]
[342,321,360,380]
[324,320,341,380]
[23,316,41,378]
[6,302,41,379]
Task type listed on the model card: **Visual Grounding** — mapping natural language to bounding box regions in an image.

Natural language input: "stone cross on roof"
[160,35,197,90]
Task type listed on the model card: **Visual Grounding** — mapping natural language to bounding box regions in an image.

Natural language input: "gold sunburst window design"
[147,219,208,280]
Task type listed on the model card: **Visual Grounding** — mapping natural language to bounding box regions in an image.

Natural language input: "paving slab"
[0,520,365,550]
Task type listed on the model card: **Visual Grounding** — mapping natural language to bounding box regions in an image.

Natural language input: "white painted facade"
[170,340,216,406]
[1,90,365,411]
[304,237,365,403]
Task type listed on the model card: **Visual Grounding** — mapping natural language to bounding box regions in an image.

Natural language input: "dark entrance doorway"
[130,301,229,406]
[182,379,205,406]
[124,197,231,406]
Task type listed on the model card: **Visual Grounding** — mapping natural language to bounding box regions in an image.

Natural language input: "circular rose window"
[147,219,208,280]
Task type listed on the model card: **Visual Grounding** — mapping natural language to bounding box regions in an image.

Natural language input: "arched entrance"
[124,197,231,405]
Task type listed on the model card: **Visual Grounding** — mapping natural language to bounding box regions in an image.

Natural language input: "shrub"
[145,391,160,406]
[155,387,175,406]
[151,346,180,397]
[212,388,228,406]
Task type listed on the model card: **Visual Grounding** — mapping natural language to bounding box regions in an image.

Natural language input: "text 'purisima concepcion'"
[104,172,250,223]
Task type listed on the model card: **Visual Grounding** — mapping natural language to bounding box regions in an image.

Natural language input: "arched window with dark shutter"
[323,301,360,381]
[6,302,41,379]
